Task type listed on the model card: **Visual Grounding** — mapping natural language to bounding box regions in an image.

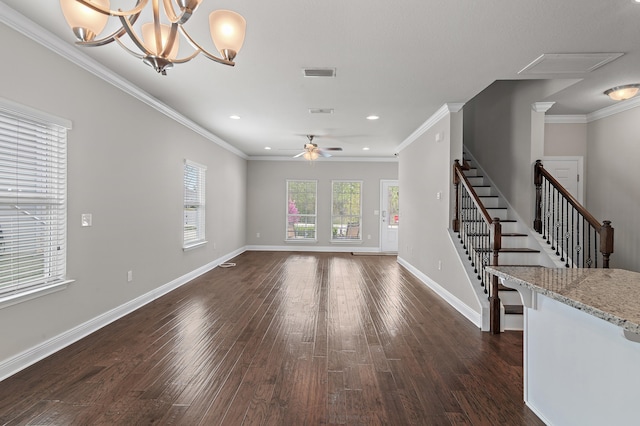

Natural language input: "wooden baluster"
[534,160,543,233]
[453,161,460,233]
[600,221,614,269]
[490,217,502,334]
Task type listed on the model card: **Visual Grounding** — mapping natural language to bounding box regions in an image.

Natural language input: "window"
[183,159,206,249]
[0,102,70,302]
[331,181,362,241]
[286,180,317,240]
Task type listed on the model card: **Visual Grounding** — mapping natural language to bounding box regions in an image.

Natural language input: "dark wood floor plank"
[0,251,543,425]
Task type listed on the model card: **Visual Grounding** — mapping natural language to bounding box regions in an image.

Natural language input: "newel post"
[600,221,614,268]
[490,218,502,334]
[534,160,543,233]
[453,160,461,233]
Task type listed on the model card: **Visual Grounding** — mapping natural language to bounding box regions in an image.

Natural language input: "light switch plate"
[81,213,92,227]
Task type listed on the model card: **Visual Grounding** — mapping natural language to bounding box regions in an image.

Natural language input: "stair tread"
[477,247,540,253]
[498,284,516,291]
[463,219,517,223]
[504,305,524,315]
[462,206,507,210]
[500,248,540,253]
[465,233,527,237]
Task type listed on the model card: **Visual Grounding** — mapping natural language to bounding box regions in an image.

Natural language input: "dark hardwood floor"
[0,251,543,425]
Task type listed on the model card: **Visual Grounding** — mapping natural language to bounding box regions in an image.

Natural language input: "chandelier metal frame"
[62,0,245,75]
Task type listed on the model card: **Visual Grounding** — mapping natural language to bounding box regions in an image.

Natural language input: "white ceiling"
[2,0,640,159]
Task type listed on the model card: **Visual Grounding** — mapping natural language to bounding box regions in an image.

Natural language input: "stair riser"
[485,208,509,220]
[472,186,493,196]
[501,236,532,249]
[497,252,541,265]
[463,169,480,177]
[479,197,501,208]
[466,176,485,186]
[504,313,523,331]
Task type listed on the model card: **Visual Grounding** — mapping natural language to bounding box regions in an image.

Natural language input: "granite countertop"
[485,266,640,334]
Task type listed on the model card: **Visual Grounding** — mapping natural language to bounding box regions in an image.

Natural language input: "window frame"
[183,159,207,250]
[285,179,318,242]
[0,97,72,308]
[331,180,363,242]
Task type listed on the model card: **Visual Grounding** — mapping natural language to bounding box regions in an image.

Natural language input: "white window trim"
[330,180,363,242]
[0,98,73,309]
[285,179,318,242]
[183,159,207,250]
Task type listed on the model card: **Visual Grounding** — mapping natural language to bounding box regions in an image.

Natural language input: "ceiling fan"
[293,135,342,160]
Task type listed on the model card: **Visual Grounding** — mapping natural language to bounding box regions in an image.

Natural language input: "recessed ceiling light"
[229,115,241,120]
[366,115,379,120]
[363,147,370,151]
[264,146,271,150]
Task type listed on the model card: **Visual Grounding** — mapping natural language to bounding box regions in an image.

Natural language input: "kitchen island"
[486,266,640,426]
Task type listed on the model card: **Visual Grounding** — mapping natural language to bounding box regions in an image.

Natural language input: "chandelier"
[59,0,247,75]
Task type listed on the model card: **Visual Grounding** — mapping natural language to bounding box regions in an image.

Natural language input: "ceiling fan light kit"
[293,135,342,161]
[59,0,246,75]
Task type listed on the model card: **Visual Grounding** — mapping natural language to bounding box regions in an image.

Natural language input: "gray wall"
[399,111,481,314]
[544,122,587,158]
[463,81,552,225]
[0,24,247,364]
[246,160,398,248]
[586,107,640,271]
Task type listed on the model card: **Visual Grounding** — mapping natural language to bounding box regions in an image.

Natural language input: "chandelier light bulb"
[209,10,246,61]
[142,23,180,59]
[60,0,110,42]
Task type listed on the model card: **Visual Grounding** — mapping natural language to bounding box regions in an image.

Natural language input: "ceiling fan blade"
[319,150,332,158]
[293,152,305,158]
[323,147,343,151]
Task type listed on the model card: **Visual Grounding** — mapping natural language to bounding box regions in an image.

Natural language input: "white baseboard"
[0,247,246,382]
[245,245,381,253]
[397,256,482,328]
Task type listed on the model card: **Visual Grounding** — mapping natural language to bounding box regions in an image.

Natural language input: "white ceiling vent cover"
[303,68,336,78]
[309,108,334,114]
[519,53,624,75]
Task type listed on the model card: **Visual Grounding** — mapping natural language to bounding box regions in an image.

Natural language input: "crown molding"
[545,115,588,124]
[532,102,556,113]
[396,103,465,153]
[586,96,640,123]
[248,155,399,162]
[0,3,248,160]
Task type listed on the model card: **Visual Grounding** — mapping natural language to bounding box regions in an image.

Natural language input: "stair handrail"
[453,160,493,228]
[534,160,614,268]
[453,159,503,333]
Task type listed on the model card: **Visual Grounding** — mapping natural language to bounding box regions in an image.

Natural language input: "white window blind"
[183,159,206,248]
[0,110,67,299]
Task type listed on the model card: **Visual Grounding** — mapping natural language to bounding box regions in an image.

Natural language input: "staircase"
[454,154,561,331]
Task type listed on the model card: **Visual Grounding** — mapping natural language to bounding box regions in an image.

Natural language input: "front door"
[380,180,399,252]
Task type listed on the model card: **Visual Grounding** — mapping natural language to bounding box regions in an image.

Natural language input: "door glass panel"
[387,186,399,227]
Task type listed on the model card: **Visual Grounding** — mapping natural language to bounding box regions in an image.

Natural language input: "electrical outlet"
[127,270,133,282]
[256,232,261,238]
[438,260,442,270]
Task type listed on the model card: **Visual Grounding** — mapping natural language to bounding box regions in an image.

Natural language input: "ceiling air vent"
[302,68,336,78]
[309,108,334,114]
[519,53,624,75]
